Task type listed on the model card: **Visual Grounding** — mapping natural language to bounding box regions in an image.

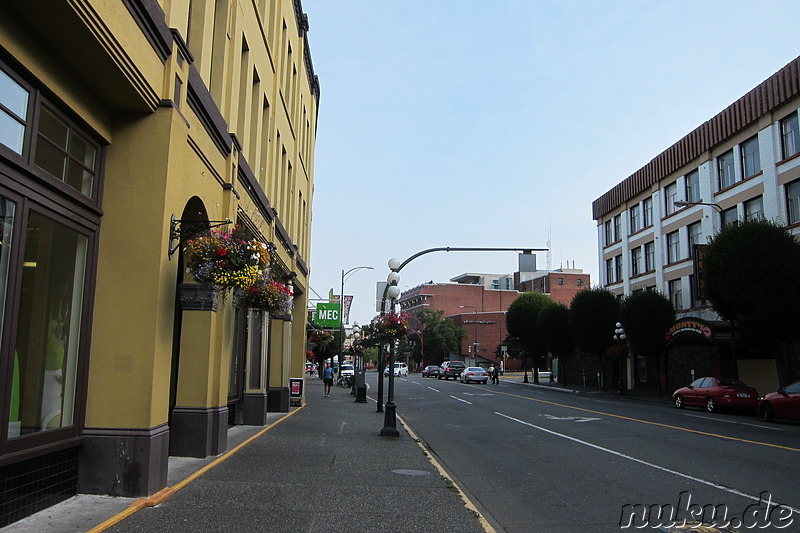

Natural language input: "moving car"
[340,364,355,378]
[383,362,408,377]
[673,377,759,413]
[438,361,465,380]
[460,367,488,384]
[421,365,440,378]
[759,380,800,422]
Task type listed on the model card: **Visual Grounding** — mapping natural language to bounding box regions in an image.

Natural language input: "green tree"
[538,302,574,382]
[703,219,800,385]
[569,287,618,388]
[413,309,465,365]
[618,290,675,393]
[618,290,675,356]
[506,292,553,383]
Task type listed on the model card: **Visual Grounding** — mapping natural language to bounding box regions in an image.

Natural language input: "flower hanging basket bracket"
[168,214,232,260]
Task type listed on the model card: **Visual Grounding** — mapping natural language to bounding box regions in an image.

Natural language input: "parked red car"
[673,377,759,413]
[759,380,800,422]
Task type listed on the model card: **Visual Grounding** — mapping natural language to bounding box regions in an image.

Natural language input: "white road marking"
[428,386,440,393]
[451,395,473,405]
[495,411,800,514]
[541,414,601,422]
[683,413,782,431]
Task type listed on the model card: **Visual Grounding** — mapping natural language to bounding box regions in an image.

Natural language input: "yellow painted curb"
[87,403,306,533]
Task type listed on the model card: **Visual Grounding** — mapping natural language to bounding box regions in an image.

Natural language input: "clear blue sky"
[302,0,800,326]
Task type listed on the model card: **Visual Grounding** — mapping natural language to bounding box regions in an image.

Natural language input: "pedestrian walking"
[492,363,500,384]
[322,362,334,397]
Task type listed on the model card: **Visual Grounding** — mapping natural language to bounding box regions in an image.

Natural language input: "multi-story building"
[0,0,318,525]
[514,268,590,306]
[593,55,800,395]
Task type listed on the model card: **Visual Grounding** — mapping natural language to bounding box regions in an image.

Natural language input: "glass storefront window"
[9,211,87,438]
[0,198,16,427]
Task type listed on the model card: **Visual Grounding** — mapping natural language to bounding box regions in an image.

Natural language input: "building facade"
[514,268,590,306]
[0,0,317,525]
[593,55,800,395]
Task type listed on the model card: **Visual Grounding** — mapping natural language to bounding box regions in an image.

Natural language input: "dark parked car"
[438,361,465,380]
[673,377,759,413]
[421,365,440,378]
[759,380,800,422]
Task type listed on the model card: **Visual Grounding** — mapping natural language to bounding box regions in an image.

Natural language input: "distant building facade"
[515,268,590,306]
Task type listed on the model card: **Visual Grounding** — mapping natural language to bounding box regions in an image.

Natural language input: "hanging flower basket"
[185,225,270,291]
[372,312,410,341]
[309,329,334,345]
[236,274,294,314]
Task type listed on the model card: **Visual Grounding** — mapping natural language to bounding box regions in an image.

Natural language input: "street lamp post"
[614,322,627,395]
[379,247,546,437]
[459,305,478,366]
[339,266,373,374]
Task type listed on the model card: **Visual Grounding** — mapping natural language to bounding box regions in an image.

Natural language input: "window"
[629,204,641,234]
[687,222,702,255]
[666,231,680,263]
[604,219,613,246]
[717,150,735,190]
[631,247,642,276]
[613,215,621,242]
[576,278,583,286]
[664,182,678,215]
[34,107,98,198]
[721,206,738,227]
[685,170,700,204]
[744,196,764,221]
[668,278,683,310]
[0,67,30,154]
[491,279,499,289]
[10,209,89,438]
[644,241,655,272]
[781,113,799,160]
[614,254,622,283]
[787,180,800,225]
[741,136,761,178]
[643,197,653,227]
[605,258,614,285]
[557,277,564,285]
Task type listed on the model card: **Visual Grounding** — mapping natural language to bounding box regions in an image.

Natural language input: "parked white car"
[383,362,408,376]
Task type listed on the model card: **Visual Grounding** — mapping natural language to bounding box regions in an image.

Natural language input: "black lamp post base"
[380,403,399,437]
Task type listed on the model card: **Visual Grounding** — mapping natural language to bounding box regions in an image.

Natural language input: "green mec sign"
[314,302,341,328]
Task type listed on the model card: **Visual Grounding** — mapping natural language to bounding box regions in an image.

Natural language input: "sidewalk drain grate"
[392,469,430,476]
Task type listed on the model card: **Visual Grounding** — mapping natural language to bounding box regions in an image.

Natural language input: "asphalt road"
[367,372,800,532]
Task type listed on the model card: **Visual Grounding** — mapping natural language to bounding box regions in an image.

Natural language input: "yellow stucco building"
[0,0,318,524]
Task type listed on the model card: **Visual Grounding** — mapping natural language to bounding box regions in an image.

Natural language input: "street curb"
[85,404,305,533]
[397,413,496,533]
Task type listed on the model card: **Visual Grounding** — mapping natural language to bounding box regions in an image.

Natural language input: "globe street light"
[339,266,373,374]
[380,265,402,437]
[614,322,627,396]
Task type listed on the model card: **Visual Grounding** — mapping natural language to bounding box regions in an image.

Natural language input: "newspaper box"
[289,377,304,406]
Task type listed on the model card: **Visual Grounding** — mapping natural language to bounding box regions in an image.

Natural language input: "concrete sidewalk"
[4,378,488,533]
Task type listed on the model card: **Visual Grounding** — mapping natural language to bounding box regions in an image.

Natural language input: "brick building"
[515,268,590,306]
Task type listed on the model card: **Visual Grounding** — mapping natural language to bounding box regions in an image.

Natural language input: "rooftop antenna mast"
[546,220,552,271]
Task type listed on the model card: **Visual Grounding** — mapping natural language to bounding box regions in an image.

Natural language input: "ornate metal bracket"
[168,214,232,260]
